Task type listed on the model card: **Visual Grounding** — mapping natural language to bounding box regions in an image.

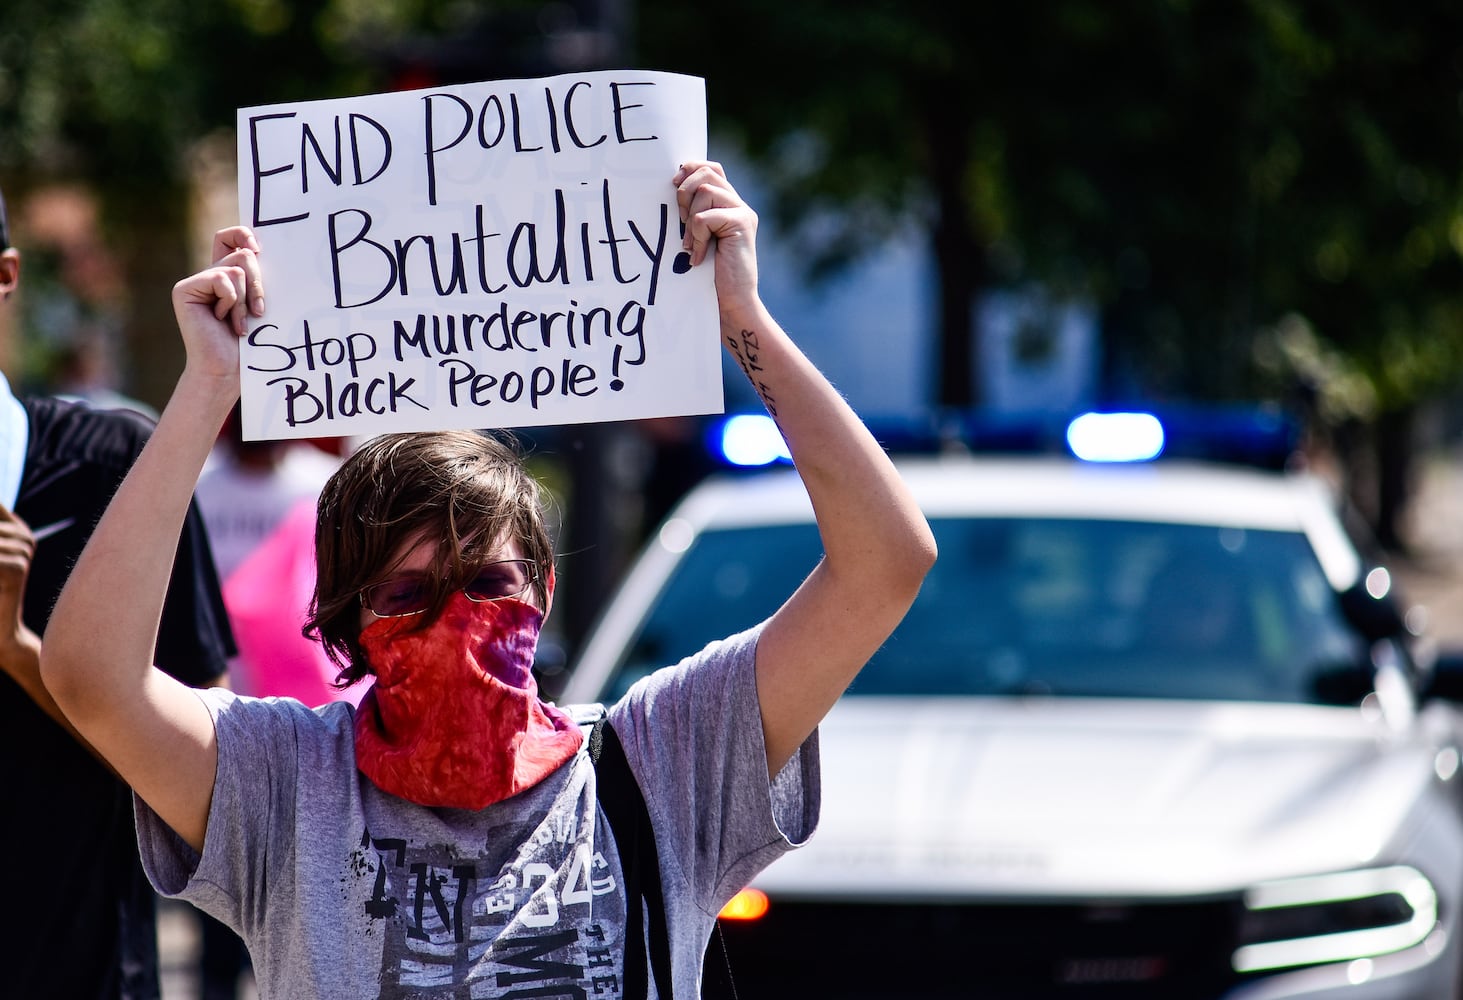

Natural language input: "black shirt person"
[0,184,237,999]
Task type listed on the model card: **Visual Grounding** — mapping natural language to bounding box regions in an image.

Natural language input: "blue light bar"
[1065,411,1166,463]
[718,414,791,467]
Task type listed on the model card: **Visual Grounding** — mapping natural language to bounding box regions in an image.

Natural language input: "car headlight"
[1232,866,1438,973]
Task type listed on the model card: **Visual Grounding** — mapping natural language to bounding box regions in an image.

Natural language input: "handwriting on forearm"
[726,328,777,418]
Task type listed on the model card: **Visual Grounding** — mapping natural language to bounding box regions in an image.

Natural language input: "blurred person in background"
[195,402,341,590]
[0,181,237,998]
[51,325,159,420]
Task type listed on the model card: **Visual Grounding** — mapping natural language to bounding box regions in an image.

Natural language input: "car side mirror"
[1337,581,1408,643]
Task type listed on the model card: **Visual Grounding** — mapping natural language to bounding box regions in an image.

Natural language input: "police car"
[559,410,1463,999]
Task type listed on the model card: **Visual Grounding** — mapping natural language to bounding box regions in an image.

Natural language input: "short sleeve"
[136,688,337,924]
[607,624,821,914]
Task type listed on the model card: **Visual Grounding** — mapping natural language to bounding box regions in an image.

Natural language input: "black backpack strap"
[589,714,674,1000]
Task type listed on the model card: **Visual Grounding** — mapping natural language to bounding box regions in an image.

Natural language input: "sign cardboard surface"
[236,71,720,440]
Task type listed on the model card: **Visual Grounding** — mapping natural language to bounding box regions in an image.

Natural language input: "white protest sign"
[235,71,721,441]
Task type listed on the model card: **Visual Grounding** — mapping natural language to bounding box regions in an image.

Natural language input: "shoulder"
[621,625,764,711]
[208,690,357,759]
[559,702,611,765]
[16,399,160,565]
[23,396,156,473]
[604,625,766,757]
[563,702,609,729]
[210,688,354,727]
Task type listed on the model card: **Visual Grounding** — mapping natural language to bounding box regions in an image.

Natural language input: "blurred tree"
[1,0,633,649]
[633,0,1463,548]
[0,0,422,407]
[8,0,1463,546]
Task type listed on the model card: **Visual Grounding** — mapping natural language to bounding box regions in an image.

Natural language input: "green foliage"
[0,0,410,191]
[0,0,442,406]
[4,0,215,184]
[634,0,1463,413]
[5,0,1463,418]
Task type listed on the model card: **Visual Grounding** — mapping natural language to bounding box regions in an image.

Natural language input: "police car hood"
[759,697,1442,900]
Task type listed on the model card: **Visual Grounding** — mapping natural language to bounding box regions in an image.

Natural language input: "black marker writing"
[248,112,393,228]
[440,358,599,409]
[422,79,657,206]
[268,372,425,427]
[326,181,668,310]
[391,301,645,360]
[728,328,778,418]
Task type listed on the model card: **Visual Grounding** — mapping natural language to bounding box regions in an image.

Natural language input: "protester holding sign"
[41,158,936,998]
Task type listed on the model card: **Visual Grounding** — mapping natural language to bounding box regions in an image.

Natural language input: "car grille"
[701,897,1251,999]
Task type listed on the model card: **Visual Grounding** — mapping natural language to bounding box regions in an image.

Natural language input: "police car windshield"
[599,518,1367,705]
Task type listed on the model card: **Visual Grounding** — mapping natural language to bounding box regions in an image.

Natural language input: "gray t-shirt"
[136,625,819,998]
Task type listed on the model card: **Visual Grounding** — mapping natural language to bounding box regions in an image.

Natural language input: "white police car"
[560,412,1463,999]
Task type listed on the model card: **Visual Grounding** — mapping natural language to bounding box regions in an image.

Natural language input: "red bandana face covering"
[353,591,583,809]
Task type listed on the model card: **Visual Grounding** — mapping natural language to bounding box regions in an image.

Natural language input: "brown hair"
[304,429,555,687]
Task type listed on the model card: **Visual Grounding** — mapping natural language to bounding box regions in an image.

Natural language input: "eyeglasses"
[360,559,539,618]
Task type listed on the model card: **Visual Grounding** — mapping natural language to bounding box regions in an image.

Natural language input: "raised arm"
[674,162,937,776]
[41,229,264,851]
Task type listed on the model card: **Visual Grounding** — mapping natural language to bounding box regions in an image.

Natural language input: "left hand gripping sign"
[236,70,721,441]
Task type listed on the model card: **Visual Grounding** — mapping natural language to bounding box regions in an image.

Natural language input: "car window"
[597,524,824,700]
[594,517,1367,705]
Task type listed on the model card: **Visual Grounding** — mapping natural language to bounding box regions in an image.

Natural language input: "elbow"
[39,644,71,702]
[916,522,939,574]
[890,519,938,602]
[915,528,939,584]
[40,638,93,720]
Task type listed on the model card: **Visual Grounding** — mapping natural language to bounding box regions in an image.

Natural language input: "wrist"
[175,365,240,409]
[719,294,772,336]
[166,369,241,447]
[0,624,41,679]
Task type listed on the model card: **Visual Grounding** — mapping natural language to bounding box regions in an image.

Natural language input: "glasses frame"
[359,559,541,618]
